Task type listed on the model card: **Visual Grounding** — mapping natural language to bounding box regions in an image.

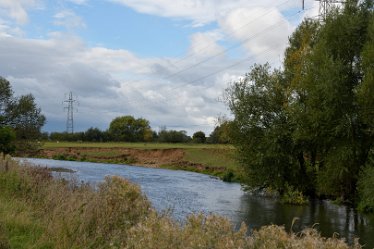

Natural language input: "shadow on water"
[20,158,374,248]
[234,194,374,247]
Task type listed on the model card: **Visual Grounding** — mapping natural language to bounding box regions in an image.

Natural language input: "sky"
[0,0,319,135]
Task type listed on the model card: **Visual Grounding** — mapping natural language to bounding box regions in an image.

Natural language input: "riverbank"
[32,142,245,182]
[0,154,361,248]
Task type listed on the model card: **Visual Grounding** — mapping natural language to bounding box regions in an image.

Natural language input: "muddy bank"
[37,147,186,167]
[35,146,239,182]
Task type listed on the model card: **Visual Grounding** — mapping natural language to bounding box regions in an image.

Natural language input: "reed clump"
[0,154,361,249]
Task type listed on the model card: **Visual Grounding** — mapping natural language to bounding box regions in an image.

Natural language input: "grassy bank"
[0,154,360,248]
[37,142,244,182]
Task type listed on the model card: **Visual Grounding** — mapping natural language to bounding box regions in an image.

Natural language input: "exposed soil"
[38,147,192,168]
[34,146,240,182]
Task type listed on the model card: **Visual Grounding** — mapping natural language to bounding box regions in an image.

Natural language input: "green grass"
[43,141,234,150]
[184,148,237,169]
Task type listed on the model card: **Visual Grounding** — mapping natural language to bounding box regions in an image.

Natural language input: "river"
[20,158,374,248]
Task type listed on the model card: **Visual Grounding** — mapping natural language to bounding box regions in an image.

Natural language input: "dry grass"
[0,153,361,249]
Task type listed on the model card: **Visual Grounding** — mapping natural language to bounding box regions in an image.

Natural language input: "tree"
[192,131,206,143]
[0,77,45,154]
[226,0,374,202]
[0,126,15,154]
[157,129,190,143]
[226,64,300,193]
[209,120,232,144]
[84,127,104,142]
[108,116,152,142]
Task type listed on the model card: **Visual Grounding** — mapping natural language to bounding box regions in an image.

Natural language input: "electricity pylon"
[302,0,345,20]
[63,92,77,134]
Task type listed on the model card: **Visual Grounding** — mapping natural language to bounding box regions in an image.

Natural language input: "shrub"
[280,184,309,205]
[357,150,374,213]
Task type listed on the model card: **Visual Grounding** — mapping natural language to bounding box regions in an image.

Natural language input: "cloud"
[67,0,88,5]
[188,30,224,59]
[218,7,292,64]
[0,1,313,135]
[0,32,238,134]
[0,0,39,24]
[111,0,300,26]
[54,9,86,30]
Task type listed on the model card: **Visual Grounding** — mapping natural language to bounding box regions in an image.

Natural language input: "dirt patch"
[38,147,187,168]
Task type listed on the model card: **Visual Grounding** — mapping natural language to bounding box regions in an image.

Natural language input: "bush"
[357,150,374,213]
[280,184,309,205]
[0,127,15,154]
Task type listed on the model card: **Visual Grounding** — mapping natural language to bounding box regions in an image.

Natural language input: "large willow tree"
[226,0,374,203]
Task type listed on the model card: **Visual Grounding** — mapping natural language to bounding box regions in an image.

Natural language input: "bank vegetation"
[0,154,361,249]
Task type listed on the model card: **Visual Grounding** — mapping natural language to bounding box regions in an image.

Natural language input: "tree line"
[226,0,374,211]
[46,116,231,144]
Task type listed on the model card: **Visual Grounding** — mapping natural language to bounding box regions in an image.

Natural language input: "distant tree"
[84,127,104,142]
[192,131,206,143]
[209,121,231,144]
[0,77,45,154]
[49,132,84,142]
[108,116,152,142]
[157,129,190,143]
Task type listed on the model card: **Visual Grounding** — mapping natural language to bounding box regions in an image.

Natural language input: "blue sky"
[0,0,319,135]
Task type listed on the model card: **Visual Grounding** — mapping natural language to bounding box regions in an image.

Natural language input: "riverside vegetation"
[226,0,374,209]
[0,154,362,249]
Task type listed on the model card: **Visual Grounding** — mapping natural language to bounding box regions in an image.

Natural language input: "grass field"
[43,141,234,150]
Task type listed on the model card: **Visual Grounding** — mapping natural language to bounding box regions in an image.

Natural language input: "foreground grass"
[0,154,361,249]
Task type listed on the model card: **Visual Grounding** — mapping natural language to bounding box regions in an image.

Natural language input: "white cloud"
[188,30,224,59]
[0,1,315,134]
[0,32,239,134]
[54,9,86,29]
[218,7,292,64]
[111,0,300,26]
[67,0,88,5]
[0,0,39,24]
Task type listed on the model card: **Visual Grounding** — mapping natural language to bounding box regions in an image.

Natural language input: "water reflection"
[20,158,374,247]
[235,195,374,247]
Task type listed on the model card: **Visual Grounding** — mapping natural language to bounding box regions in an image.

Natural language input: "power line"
[122,6,315,108]
[121,0,297,90]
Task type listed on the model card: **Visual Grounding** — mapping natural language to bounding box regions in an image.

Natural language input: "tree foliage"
[0,77,45,154]
[226,0,374,204]
[157,128,191,143]
[209,120,232,144]
[192,131,206,143]
[108,116,152,142]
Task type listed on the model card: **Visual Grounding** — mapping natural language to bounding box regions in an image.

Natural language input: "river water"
[21,158,374,248]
